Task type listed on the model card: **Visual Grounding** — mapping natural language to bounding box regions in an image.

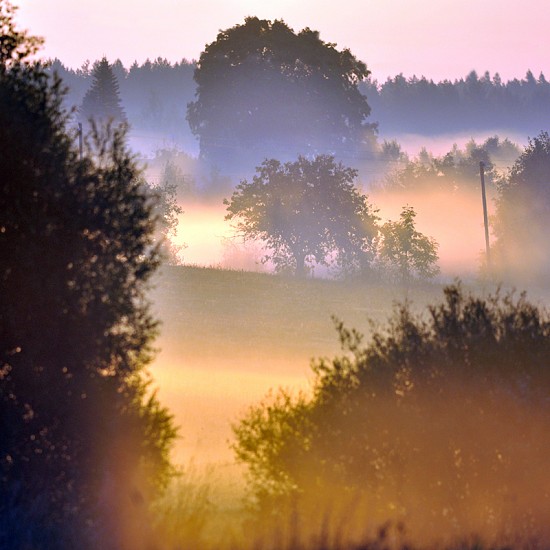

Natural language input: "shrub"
[233,284,550,544]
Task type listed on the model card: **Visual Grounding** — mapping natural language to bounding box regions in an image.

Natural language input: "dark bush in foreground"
[234,283,550,545]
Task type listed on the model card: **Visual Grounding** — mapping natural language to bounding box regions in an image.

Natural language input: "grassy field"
[149,266,451,465]
[146,266,550,549]
[146,266,455,547]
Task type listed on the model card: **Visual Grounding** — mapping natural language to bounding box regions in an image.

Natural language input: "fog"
[164,172,497,280]
[52,31,550,547]
[140,121,550,548]
[371,187,491,277]
[146,133,513,474]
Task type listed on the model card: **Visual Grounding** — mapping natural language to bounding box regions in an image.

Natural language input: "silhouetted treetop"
[363,69,550,135]
[79,57,127,126]
[188,17,375,171]
[492,131,550,283]
[0,1,43,69]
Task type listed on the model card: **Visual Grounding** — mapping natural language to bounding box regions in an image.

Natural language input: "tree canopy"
[145,173,185,265]
[378,206,440,282]
[224,155,378,277]
[187,17,375,172]
[381,136,520,194]
[0,5,176,546]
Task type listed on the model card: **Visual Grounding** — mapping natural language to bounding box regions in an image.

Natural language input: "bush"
[233,284,550,545]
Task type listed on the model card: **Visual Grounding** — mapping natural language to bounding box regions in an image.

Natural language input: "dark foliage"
[0,4,177,547]
[79,57,127,126]
[187,17,376,172]
[49,57,198,153]
[363,70,550,136]
[234,284,550,540]
[492,131,550,284]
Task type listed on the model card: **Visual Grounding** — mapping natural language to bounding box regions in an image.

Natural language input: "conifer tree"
[79,57,127,126]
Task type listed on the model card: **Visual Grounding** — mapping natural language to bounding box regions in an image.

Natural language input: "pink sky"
[15,0,550,82]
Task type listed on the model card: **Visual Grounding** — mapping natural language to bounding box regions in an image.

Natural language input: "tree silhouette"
[145,173,185,265]
[0,6,176,547]
[382,136,520,194]
[80,56,127,126]
[224,155,378,277]
[188,17,376,172]
[50,55,550,154]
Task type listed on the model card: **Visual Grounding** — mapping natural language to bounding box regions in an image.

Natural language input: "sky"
[15,0,550,83]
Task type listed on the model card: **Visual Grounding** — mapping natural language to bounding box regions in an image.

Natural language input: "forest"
[50,58,550,152]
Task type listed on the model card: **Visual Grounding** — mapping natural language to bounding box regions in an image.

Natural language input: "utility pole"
[479,161,491,272]
[78,122,83,161]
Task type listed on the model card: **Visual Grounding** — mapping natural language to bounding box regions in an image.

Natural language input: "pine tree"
[79,57,127,126]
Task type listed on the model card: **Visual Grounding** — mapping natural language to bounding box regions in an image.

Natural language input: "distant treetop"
[79,57,127,126]
[187,17,376,172]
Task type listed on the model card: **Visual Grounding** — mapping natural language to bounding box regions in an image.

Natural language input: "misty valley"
[4,4,550,549]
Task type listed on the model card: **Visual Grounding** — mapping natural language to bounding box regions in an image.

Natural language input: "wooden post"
[479,161,491,272]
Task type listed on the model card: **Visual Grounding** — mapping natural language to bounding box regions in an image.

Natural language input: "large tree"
[187,17,376,172]
[492,131,550,283]
[224,155,378,277]
[0,4,175,547]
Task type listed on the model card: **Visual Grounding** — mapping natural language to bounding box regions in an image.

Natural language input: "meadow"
[147,266,450,547]
[149,265,449,464]
[147,266,550,549]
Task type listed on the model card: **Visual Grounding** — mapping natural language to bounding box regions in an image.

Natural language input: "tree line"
[362,69,550,135]
[49,57,550,155]
[224,154,440,282]
[49,56,197,152]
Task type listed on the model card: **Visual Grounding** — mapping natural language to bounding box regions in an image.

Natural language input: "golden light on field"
[174,200,231,267]
[153,359,311,464]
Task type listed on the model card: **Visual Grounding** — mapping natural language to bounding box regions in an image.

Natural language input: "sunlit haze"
[17,0,550,82]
